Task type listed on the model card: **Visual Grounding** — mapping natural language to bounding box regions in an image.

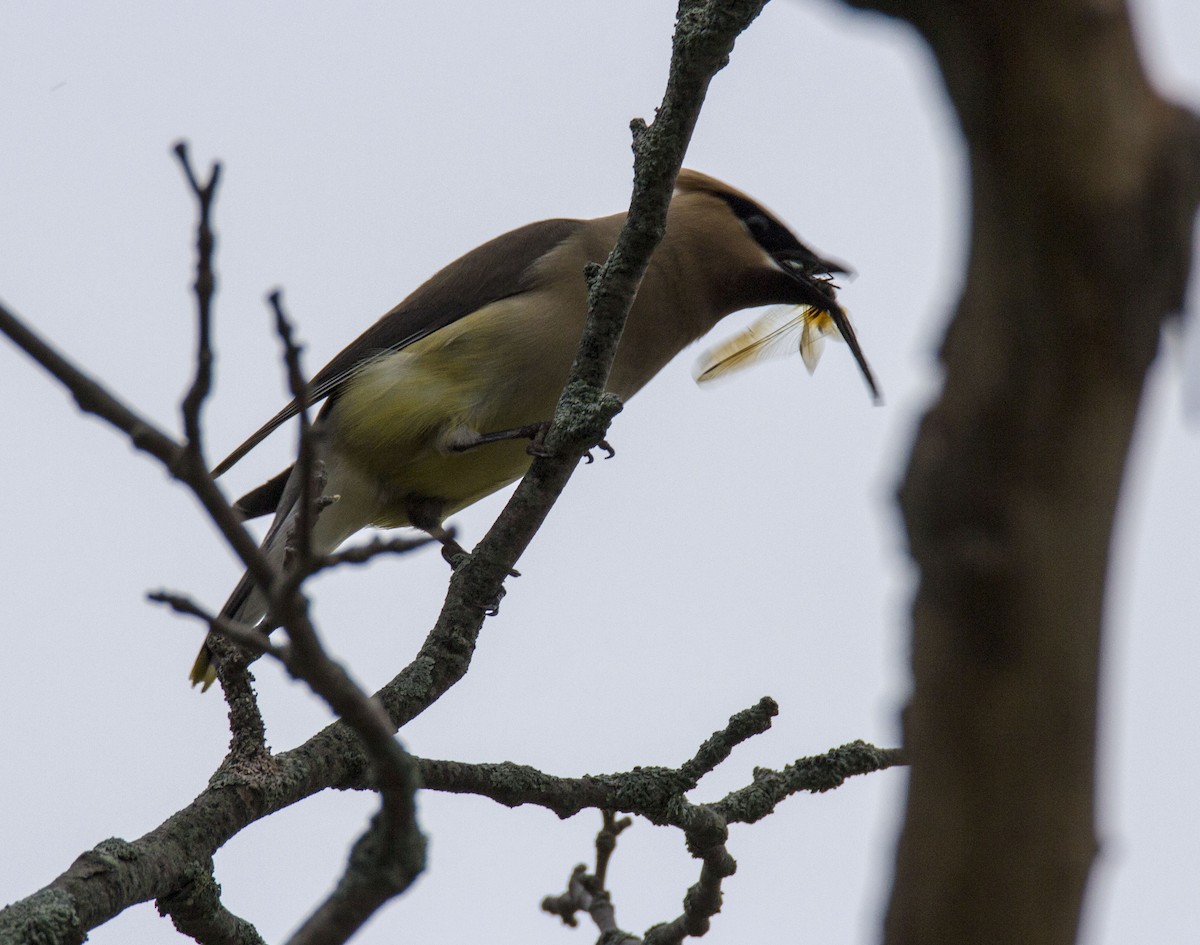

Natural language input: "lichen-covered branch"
[525,720,903,944]
[155,859,267,945]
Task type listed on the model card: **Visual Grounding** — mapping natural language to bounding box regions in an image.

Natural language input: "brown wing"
[211,217,584,478]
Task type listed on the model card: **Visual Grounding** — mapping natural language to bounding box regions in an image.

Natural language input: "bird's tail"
[188,538,279,691]
[189,470,310,691]
[189,457,370,691]
[189,648,219,691]
[188,566,270,690]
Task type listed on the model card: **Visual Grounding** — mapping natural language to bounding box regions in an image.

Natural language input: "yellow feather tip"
[693,305,843,384]
[189,648,218,692]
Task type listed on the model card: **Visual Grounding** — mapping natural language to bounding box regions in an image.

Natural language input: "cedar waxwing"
[190,169,878,689]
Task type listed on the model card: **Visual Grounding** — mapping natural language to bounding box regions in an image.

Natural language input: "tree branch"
[835,2,1200,943]
[541,812,634,938]
[173,141,220,459]
[155,859,267,945]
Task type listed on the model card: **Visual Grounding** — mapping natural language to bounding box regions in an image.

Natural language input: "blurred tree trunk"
[840,1,1200,942]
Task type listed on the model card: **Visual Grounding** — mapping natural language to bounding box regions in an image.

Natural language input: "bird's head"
[672,169,879,402]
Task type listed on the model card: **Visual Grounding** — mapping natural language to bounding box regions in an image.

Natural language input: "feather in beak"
[695,294,882,404]
[694,304,836,382]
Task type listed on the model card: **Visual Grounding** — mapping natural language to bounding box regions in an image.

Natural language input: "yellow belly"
[327,297,577,527]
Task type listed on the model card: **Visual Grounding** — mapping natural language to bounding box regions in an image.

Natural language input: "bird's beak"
[815,254,853,278]
[776,254,881,404]
[773,247,852,279]
[823,296,881,404]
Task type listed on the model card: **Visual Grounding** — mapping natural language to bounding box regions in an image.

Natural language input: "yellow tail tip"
[188,648,218,692]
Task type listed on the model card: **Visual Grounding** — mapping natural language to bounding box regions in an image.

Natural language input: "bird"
[189,169,879,689]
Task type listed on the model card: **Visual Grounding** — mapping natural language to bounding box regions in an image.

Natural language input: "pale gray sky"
[2,2,1197,943]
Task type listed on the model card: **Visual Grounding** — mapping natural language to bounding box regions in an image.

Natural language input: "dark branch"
[594,809,632,892]
[532,732,903,943]
[416,699,786,819]
[712,741,904,825]
[155,859,266,945]
[541,813,634,937]
[267,290,320,582]
[317,533,440,571]
[643,805,735,945]
[148,591,277,659]
[677,696,778,785]
[172,141,221,459]
[833,3,1200,944]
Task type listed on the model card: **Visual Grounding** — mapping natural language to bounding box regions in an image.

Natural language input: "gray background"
[2,2,1197,942]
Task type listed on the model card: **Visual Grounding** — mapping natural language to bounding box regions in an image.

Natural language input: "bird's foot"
[582,439,616,464]
[453,419,613,463]
[439,536,471,568]
[437,535,520,579]
[471,585,507,617]
[525,422,552,457]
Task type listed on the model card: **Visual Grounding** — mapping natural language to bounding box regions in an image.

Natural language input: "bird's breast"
[325,294,584,524]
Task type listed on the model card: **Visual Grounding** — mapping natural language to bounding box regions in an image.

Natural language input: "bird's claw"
[469,585,507,616]
[439,543,520,579]
[524,422,553,458]
[440,543,470,569]
[583,439,616,464]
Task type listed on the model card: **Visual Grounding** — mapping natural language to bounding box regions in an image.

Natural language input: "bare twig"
[540,799,734,945]
[417,737,903,822]
[712,741,905,825]
[318,533,440,571]
[148,591,277,658]
[594,809,632,891]
[173,141,221,459]
[168,143,267,713]
[532,724,903,943]
[542,865,591,929]
[148,592,275,762]
[244,294,429,945]
[541,812,634,937]
[677,696,778,785]
[643,805,735,945]
[268,290,320,581]
[415,699,782,817]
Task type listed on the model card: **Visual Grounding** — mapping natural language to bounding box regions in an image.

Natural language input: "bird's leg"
[406,499,515,616]
[446,422,614,462]
[405,498,468,564]
[445,421,551,456]
[405,496,520,581]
